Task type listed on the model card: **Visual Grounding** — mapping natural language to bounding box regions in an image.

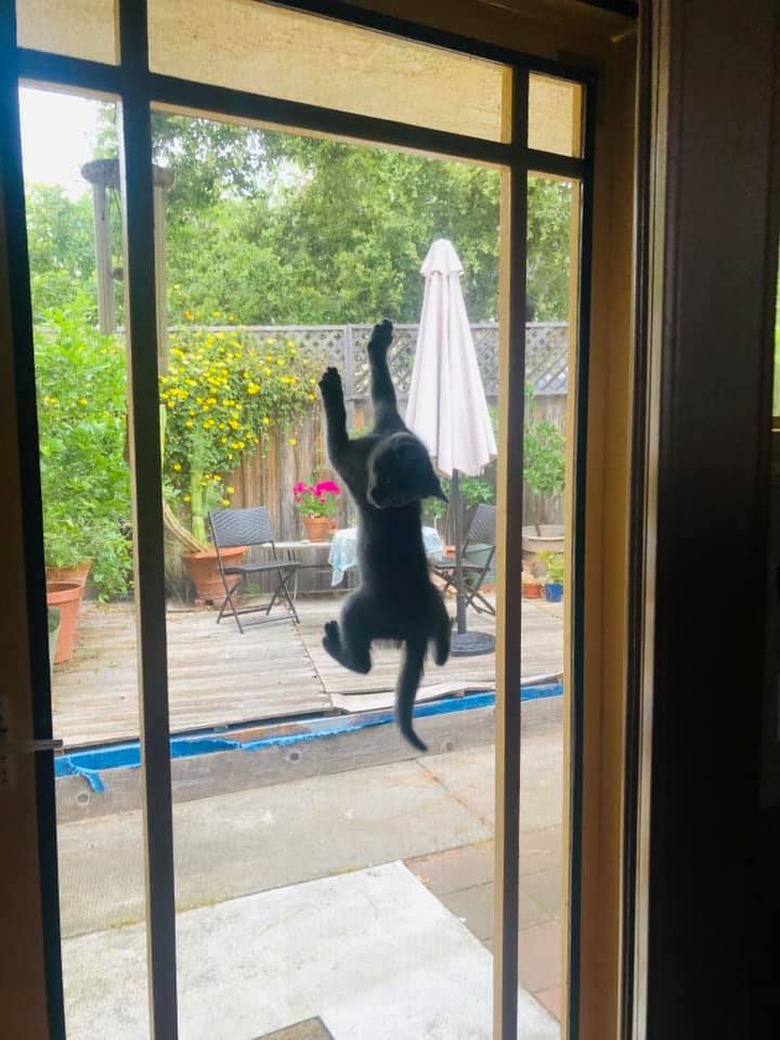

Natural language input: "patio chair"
[431,503,496,617]
[208,506,300,633]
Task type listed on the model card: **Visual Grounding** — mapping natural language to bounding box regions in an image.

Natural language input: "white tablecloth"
[328,526,444,585]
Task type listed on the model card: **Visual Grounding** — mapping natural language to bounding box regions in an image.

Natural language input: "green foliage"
[444,474,495,509]
[539,549,564,585]
[30,112,573,329]
[161,317,320,543]
[146,115,571,325]
[527,176,573,321]
[25,186,97,318]
[35,297,133,598]
[524,387,566,498]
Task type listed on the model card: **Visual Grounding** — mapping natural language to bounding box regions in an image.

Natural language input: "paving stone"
[519,867,564,919]
[519,826,563,876]
[518,919,563,994]
[536,986,562,1022]
[439,883,495,942]
[255,1018,334,1040]
[405,839,494,895]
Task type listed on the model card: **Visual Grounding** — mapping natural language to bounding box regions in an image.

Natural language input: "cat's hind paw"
[322,619,341,658]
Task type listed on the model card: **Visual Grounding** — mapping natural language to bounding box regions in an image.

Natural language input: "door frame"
[4,1,598,1037]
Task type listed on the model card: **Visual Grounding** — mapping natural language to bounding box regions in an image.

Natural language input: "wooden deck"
[52,593,563,749]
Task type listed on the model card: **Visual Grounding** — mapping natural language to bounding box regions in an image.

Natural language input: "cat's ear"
[429,473,448,502]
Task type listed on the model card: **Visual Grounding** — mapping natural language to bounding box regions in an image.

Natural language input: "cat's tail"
[396,638,428,753]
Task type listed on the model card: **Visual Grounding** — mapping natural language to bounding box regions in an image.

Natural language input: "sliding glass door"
[10,2,594,1036]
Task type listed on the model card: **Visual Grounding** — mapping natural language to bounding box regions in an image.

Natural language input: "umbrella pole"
[453,469,467,635]
[449,468,495,657]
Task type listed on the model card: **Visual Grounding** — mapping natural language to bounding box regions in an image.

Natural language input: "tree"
[24,185,97,318]
[527,175,573,321]
[82,108,574,325]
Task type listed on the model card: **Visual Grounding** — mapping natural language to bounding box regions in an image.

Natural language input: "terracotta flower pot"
[47,607,61,678]
[46,581,83,663]
[303,516,333,542]
[46,559,92,604]
[182,546,247,604]
[522,582,544,599]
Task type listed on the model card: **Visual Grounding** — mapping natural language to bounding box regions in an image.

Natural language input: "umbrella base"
[450,630,495,657]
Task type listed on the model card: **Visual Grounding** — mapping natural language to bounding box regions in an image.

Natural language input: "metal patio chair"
[431,503,496,617]
[208,506,300,633]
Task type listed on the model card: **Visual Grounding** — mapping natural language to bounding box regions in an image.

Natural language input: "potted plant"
[293,479,342,541]
[524,384,566,504]
[47,606,61,677]
[539,549,564,602]
[46,583,82,663]
[522,573,545,599]
[160,319,318,598]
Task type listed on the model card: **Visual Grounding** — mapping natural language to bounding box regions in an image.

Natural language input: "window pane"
[16,0,118,64]
[20,86,148,1036]
[148,0,509,143]
[528,74,583,157]
[515,171,581,1030]
[153,111,506,1036]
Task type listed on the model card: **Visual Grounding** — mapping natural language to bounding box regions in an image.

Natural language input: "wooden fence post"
[343,324,355,432]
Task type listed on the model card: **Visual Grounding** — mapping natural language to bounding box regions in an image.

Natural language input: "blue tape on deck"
[54,682,562,788]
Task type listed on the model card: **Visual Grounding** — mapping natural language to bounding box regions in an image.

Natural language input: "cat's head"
[367,432,448,509]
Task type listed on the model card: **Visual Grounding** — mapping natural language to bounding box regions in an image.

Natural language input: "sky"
[18,86,103,199]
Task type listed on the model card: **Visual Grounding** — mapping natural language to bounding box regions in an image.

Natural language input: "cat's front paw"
[367,318,393,357]
[318,367,343,401]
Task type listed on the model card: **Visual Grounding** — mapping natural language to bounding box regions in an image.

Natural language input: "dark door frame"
[4,2,597,1036]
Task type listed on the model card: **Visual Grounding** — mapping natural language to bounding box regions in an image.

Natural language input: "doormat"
[254,1019,334,1040]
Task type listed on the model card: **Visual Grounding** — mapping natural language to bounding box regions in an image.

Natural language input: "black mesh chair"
[431,503,496,617]
[208,506,300,633]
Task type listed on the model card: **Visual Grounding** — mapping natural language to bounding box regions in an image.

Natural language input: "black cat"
[318,318,451,751]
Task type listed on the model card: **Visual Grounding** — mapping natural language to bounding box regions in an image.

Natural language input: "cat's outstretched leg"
[431,595,452,667]
[318,366,349,465]
[367,318,405,434]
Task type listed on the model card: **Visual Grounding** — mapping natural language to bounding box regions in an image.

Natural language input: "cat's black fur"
[318,319,451,751]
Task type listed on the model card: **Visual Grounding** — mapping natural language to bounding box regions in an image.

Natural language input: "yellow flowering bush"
[160,323,319,544]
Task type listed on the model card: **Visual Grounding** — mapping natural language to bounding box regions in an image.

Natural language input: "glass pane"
[149,108,513,1036]
[529,74,583,158]
[20,86,148,1036]
[16,0,118,64]
[148,0,509,143]
[515,171,581,1030]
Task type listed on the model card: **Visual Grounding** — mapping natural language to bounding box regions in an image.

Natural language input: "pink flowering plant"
[293,479,341,520]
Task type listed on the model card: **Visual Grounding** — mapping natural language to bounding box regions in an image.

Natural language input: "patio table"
[328,525,443,586]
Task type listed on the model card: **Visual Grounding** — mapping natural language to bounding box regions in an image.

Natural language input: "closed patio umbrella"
[406,239,497,655]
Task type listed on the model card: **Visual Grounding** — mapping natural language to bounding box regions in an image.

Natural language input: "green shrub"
[161,317,320,544]
[35,296,132,598]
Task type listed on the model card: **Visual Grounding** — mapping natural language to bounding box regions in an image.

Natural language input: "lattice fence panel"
[195,322,568,398]
[525,322,569,394]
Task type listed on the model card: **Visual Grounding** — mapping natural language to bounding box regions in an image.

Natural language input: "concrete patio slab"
[61,862,558,1040]
[58,755,494,937]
